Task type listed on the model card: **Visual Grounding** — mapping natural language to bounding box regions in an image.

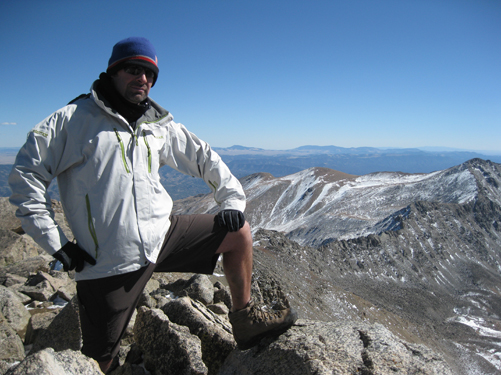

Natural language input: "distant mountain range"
[215,145,501,174]
[1,145,501,201]
[214,144,501,156]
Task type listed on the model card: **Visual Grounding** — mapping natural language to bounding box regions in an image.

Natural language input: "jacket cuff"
[220,199,246,213]
[35,227,69,256]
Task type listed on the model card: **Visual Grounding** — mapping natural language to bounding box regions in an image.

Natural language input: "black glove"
[53,241,96,272]
[217,209,245,232]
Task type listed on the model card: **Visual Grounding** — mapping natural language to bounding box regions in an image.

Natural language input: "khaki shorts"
[77,214,228,362]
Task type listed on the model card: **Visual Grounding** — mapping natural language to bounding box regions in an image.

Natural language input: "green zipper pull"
[142,131,152,173]
[114,128,131,173]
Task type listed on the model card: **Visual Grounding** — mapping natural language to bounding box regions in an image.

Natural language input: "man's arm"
[163,122,246,213]
[8,114,70,255]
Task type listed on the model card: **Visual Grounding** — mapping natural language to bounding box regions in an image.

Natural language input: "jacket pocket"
[85,194,99,258]
[114,128,131,173]
[142,131,152,173]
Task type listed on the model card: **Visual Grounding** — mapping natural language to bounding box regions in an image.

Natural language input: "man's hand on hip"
[217,209,245,232]
[53,242,96,272]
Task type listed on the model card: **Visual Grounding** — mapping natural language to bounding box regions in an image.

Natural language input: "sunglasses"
[123,65,155,79]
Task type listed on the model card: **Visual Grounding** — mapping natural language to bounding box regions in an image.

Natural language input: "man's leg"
[152,214,297,350]
[77,266,155,373]
[215,221,253,311]
[215,221,298,350]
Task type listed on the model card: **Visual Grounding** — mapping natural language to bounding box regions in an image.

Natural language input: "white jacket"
[8,81,246,281]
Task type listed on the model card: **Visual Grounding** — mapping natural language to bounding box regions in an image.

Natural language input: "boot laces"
[249,303,282,323]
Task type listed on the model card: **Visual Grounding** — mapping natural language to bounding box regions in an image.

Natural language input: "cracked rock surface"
[219,319,452,375]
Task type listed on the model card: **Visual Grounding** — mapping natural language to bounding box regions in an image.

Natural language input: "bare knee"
[217,221,252,254]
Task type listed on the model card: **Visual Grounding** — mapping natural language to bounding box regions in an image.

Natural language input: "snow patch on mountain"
[173,158,498,249]
[242,164,479,246]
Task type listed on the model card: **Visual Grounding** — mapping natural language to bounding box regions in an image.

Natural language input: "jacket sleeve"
[8,111,70,255]
[162,122,246,212]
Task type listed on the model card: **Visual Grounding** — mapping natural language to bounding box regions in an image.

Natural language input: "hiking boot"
[229,300,298,350]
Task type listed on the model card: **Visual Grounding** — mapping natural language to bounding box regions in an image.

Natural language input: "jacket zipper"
[85,194,99,258]
[113,128,131,173]
[142,131,152,173]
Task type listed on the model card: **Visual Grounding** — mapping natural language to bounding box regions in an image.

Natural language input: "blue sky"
[1,0,500,152]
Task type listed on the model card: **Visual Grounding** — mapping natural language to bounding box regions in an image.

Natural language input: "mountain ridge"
[173,158,497,246]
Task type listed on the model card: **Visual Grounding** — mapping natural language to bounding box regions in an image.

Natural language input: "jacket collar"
[90,77,170,127]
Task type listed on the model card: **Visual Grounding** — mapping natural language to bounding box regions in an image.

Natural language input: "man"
[9,37,297,373]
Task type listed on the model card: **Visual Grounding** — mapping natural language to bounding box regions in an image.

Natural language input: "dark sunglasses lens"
[125,66,139,75]
[125,66,154,78]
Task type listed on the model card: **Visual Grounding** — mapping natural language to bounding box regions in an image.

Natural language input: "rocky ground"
[0,197,455,374]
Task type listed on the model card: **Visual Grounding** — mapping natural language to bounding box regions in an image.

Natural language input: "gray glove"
[217,209,245,232]
[53,242,96,272]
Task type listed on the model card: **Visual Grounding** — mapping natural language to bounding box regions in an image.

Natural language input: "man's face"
[111,65,154,104]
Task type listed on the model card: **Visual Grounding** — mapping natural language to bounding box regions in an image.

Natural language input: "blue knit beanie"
[107,37,159,85]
